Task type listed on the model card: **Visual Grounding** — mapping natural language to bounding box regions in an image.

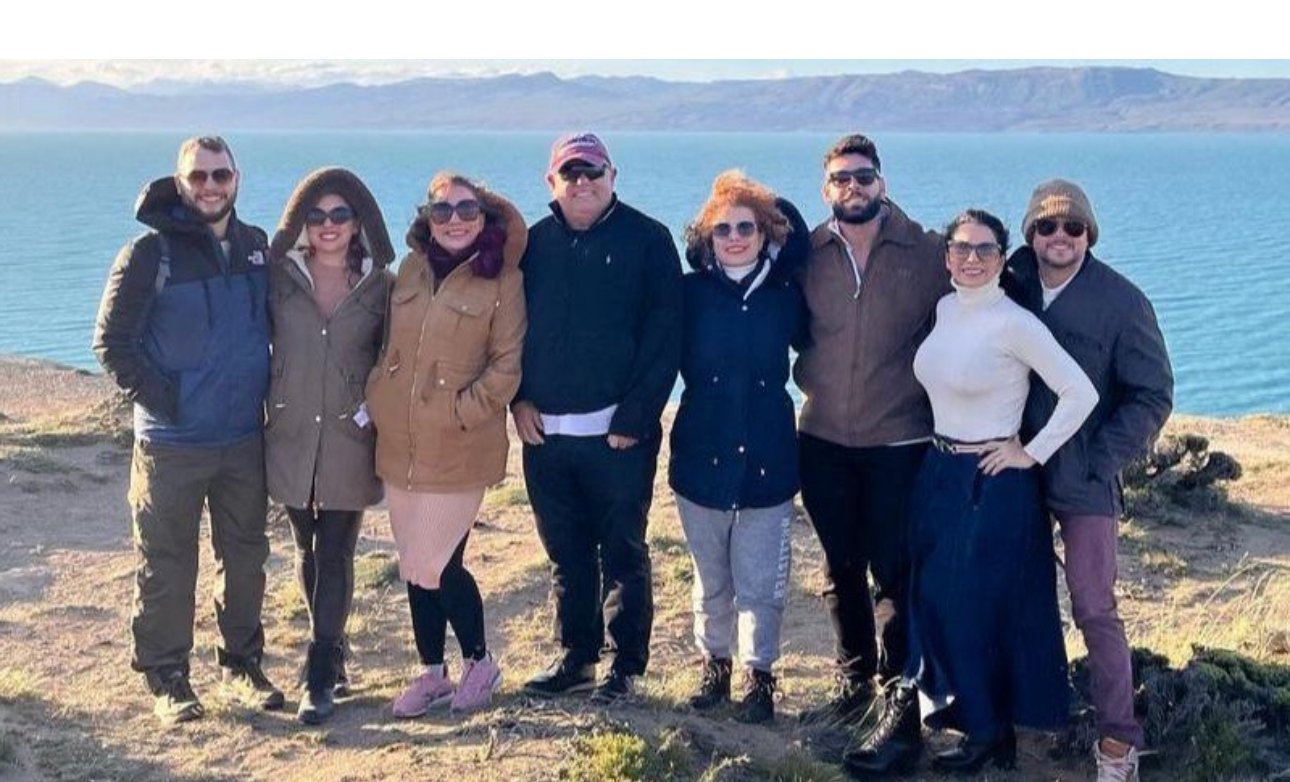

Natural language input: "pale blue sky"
[5,60,1290,89]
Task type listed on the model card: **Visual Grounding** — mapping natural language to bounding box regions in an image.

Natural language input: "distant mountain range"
[5,67,1290,132]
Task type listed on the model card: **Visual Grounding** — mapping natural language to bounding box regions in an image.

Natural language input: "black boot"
[736,668,776,724]
[688,657,732,710]
[842,681,922,779]
[932,728,1016,774]
[333,635,351,697]
[298,641,337,725]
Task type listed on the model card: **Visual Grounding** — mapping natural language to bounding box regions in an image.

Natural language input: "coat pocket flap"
[437,290,493,318]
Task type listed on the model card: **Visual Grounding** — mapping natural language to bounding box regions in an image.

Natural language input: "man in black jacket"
[1007,180,1173,782]
[513,132,682,703]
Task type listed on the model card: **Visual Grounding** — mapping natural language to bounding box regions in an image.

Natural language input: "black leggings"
[407,532,486,664]
[285,506,363,645]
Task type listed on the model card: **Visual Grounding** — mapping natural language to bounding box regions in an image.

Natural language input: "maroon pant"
[1057,513,1145,748]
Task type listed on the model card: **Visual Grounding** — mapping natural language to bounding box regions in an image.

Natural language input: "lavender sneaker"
[392,667,454,718]
[451,654,502,713]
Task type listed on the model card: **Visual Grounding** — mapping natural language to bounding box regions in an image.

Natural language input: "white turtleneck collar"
[951,275,1005,309]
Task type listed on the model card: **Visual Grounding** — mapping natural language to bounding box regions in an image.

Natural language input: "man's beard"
[832,197,883,226]
[182,190,236,225]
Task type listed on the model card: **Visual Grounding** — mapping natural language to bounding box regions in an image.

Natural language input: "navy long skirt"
[905,448,1070,740]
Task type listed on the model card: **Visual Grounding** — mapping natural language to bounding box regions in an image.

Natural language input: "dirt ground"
[0,356,1286,782]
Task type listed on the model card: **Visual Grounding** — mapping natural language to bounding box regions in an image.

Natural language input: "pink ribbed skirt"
[385,483,485,589]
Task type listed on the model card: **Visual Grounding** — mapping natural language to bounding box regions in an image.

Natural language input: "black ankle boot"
[689,657,732,710]
[298,641,337,725]
[736,668,776,724]
[691,658,732,712]
[841,681,922,779]
[932,729,1016,774]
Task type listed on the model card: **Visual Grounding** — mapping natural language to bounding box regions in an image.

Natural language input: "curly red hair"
[683,170,790,258]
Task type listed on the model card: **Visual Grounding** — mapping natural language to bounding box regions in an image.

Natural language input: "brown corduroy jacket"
[792,202,950,448]
[365,195,527,493]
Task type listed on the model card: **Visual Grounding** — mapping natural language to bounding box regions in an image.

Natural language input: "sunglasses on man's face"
[827,167,880,188]
[305,206,355,227]
[183,168,235,186]
[557,164,608,183]
[712,221,759,240]
[427,199,482,225]
[1033,219,1087,238]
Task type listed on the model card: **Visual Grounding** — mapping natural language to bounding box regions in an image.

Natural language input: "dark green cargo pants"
[128,434,269,678]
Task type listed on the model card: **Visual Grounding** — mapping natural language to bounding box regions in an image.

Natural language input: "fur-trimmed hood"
[404,185,527,276]
[268,167,395,267]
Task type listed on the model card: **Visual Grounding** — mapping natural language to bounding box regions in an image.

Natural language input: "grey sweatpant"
[675,493,793,671]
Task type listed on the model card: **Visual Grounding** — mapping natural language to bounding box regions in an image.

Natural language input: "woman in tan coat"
[266,167,395,724]
[366,172,526,716]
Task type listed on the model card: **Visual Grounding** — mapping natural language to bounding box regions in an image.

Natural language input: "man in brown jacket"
[794,134,949,733]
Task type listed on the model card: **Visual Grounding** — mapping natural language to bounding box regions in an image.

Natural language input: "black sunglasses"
[305,206,355,227]
[427,199,482,225]
[183,168,235,186]
[1034,219,1087,238]
[557,163,608,183]
[712,221,758,239]
[827,167,880,188]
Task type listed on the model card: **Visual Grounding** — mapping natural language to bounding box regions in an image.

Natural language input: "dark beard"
[181,191,236,225]
[832,198,882,226]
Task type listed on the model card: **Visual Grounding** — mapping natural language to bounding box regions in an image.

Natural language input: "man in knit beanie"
[1007,179,1173,782]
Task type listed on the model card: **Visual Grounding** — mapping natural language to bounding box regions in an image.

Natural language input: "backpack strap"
[154,233,172,294]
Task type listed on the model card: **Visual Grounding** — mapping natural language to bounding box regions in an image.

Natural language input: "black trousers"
[285,506,363,645]
[798,433,927,682]
[407,532,487,665]
[523,434,659,676]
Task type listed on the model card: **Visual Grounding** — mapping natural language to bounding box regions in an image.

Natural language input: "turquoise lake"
[1,131,1286,415]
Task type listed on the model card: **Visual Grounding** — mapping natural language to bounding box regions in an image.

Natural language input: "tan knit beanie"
[1022,179,1099,248]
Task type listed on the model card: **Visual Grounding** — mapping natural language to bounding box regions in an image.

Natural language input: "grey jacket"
[1006,248,1174,517]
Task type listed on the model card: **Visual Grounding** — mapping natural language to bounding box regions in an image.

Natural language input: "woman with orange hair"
[671,170,809,723]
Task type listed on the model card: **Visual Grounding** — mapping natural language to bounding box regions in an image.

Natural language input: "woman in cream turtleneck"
[848,208,1097,777]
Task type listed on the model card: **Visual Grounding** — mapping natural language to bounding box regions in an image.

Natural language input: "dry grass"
[0,358,1287,781]
[0,667,42,705]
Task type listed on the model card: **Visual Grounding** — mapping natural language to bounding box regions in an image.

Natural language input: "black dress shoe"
[841,681,922,779]
[931,729,1017,774]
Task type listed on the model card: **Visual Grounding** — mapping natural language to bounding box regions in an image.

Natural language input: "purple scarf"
[426,224,506,281]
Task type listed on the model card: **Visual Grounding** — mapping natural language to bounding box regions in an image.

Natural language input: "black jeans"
[407,532,486,664]
[798,433,927,682]
[523,434,659,676]
[285,506,363,645]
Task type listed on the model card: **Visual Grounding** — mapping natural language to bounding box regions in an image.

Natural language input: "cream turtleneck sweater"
[912,276,1098,465]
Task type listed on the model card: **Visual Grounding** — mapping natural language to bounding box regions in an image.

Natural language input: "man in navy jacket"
[1007,179,1173,782]
[513,133,682,703]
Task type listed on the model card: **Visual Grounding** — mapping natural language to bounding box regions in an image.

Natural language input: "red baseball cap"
[548,132,612,174]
